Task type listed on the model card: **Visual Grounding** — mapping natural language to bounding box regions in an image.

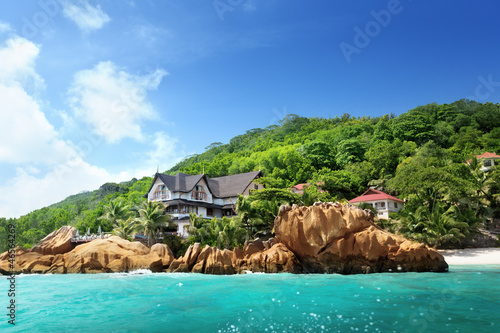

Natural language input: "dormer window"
[191,185,207,201]
[154,185,169,200]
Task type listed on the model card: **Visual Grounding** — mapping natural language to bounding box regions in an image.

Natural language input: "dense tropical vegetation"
[1,99,499,252]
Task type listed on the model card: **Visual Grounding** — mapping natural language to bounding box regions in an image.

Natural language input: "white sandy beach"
[439,248,500,265]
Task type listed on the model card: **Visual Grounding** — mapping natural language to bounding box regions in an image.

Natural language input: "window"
[484,160,492,167]
[154,185,168,200]
[166,205,179,214]
[206,208,214,216]
[254,184,259,190]
[394,203,398,209]
[378,212,383,216]
[380,202,386,208]
[192,185,207,201]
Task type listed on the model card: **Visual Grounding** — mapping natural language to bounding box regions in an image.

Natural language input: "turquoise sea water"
[1,265,499,333]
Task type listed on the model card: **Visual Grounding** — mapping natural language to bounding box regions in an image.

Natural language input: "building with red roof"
[290,182,324,194]
[467,152,500,172]
[349,189,404,219]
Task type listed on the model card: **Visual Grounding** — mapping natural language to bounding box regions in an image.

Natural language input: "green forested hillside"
[1,99,499,251]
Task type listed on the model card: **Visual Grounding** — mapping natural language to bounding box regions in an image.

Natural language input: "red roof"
[467,152,500,163]
[475,152,500,159]
[349,189,403,203]
[291,183,307,191]
[291,182,323,191]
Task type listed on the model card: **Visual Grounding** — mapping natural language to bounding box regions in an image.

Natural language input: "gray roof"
[163,199,223,209]
[157,173,204,193]
[208,171,262,197]
[146,170,262,199]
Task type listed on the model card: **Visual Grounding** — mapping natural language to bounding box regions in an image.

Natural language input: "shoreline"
[439,248,500,265]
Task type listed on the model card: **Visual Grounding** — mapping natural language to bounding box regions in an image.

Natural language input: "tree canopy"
[1,99,499,251]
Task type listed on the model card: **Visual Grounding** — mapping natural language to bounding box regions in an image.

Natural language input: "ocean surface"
[1,265,499,333]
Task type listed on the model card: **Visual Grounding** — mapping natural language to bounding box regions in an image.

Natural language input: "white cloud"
[0,21,12,33]
[0,84,70,165]
[0,159,128,218]
[68,61,167,143]
[144,131,184,172]
[117,131,186,180]
[0,35,181,218]
[0,37,43,89]
[0,35,124,218]
[0,37,64,165]
[61,0,111,32]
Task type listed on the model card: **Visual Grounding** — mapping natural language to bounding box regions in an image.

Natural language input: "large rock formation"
[275,202,448,273]
[0,232,171,274]
[0,203,448,275]
[31,226,76,255]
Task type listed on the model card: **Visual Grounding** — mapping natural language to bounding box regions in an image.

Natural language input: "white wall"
[189,178,213,203]
[148,177,170,201]
[353,199,403,219]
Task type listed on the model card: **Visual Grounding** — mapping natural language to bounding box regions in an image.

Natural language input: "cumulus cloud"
[0,37,43,89]
[61,0,111,32]
[68,61,167,143]
[0,21,12,33]
[0,35,122,217]
[142,131,185,173]
[0,84,71,165]
[0,35,179,218]
[0,159,128,218]
[0,37,63,165]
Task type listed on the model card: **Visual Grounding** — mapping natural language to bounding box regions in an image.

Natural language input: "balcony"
[153,190,169,200]
[191,191,207,201]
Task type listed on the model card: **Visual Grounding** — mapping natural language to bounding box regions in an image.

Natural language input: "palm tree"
[188,213,211,244]
[235,195,262,241]
[112,218,138,241]
[99,199,131,226]
[217,217,246,249]
[187,214,246,249]
[399,203,474,248]
[423,203,472,248]
[135,200,172,247]
[465,157,499,223]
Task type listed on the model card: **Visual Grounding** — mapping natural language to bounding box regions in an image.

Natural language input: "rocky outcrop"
[165,240,301,275]
[31,226,76,255]
[63,236,163,273]
[167,243,203,273]
[275,202,448,273]
[0,203,448,275]
[0,231,172,274]
[151,243,175,267]
[237,243,302,273]
[192,246,234,275]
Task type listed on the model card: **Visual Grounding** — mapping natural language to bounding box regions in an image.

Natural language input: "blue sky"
[0,0,499,218]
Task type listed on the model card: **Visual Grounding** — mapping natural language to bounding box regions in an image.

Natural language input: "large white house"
[145,171,263,237]
[349,189,404,219]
